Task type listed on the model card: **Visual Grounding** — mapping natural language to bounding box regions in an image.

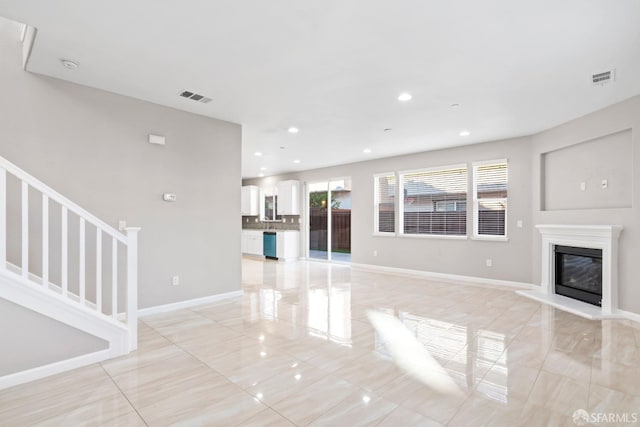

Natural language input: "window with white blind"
[399,165,467,236]
[473,160,508,238]
[374,173,396,234]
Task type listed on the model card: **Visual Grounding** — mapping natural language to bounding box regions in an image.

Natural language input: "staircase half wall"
[0,297,108,377]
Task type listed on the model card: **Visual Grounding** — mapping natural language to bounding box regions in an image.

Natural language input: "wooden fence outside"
[309,208,351,252]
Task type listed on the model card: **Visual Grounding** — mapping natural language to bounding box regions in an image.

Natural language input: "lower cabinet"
[242,230,299,260]
[241,230,263,256]
[276,231,300,260]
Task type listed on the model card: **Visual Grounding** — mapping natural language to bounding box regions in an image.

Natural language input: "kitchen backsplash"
[242,215,301,230]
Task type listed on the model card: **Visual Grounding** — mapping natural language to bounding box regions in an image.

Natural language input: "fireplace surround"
[518,224,623,319]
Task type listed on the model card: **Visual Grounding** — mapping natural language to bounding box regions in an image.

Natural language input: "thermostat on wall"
[163,193,177,202]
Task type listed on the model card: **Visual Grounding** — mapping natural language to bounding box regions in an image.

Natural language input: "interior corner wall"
[531,95,640,314]
[245,135,534,284]
[0,25,242,309]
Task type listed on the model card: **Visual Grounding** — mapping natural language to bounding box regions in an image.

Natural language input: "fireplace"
[517,225,622,319]
[554,245,602,306]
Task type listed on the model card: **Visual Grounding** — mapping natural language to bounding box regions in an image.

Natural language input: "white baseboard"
[350,262,536,290]
[0,348,113,391]
[138,290,243,317]
[616,308,640,324]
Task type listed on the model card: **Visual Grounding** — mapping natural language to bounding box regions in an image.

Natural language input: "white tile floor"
[2,258,640,426]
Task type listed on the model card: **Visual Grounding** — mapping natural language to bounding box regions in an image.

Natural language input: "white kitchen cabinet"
[276,180,300,215]
[241,230,263,256]
[241,185,260,216]
[276,231,300,261]
[241,232,248,253]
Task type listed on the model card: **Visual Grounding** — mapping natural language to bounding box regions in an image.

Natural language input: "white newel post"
[126,227,141,352]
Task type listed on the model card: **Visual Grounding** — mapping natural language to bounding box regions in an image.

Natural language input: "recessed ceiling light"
[254,151,263,157]
[259,173,265,177]
[260,166,267,171]
[288,127,299,134]
[397,93,412,102]
[280,146,285,150]
[61,59,79,69]
[363,148,372,154]
[459,130,471,137]
[383,128,393,132]
[449,103,460,109]
[293,159,301,164]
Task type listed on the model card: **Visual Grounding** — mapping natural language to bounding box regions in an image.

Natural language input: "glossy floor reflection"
[2,258,640,426]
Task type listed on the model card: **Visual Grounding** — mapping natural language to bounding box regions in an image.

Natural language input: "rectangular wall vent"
[178,90,213,104]
[592,70,615,86]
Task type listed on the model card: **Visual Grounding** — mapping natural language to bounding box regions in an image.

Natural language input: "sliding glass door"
[307,178,351,263]
[308,182,329,260]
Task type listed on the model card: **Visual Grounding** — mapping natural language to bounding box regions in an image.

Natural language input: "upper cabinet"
[241,185,260,216]
[276,180,300,215]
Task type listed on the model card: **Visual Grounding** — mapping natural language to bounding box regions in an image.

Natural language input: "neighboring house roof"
[477,182,507,193]
[381,181,506,198]
[404,181,465,197]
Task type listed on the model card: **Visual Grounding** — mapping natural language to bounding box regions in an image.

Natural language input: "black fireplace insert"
[555,245,602,306]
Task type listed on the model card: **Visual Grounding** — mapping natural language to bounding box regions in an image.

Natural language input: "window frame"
[373,172,397,236]
[398,163,469,238]
[472,159,508,241]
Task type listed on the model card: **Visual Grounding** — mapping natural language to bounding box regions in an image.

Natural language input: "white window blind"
[400,165,467,236]
[374,173,396,233]
[474,161,508,237]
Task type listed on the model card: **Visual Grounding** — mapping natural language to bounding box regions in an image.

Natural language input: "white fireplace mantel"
[518,224,623,319]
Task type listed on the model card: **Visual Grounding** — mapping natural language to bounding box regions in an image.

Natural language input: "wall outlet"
[373,250,378,257]
[118,220,127,231]
[580,182,586,191]
[601,179,608,189]
[516,220,523,228]
[486,259,493,267]
[172,276,180,286]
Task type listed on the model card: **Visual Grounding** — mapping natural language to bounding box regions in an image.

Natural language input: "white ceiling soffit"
[1,1,639,178]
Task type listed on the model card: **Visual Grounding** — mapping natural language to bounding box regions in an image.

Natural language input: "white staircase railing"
[0,156,139,352]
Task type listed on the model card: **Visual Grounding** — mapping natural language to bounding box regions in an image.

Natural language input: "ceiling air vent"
[178,90,213,104]
[592,69,615,86]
